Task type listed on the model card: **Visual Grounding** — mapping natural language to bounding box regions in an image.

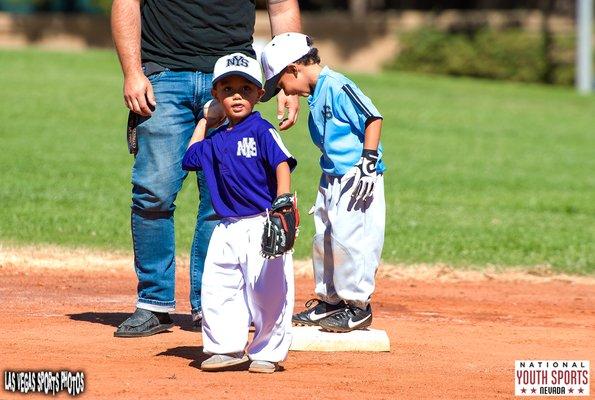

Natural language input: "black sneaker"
[114,308,174,338]
[318,304,372,333]
[292,299,346,326]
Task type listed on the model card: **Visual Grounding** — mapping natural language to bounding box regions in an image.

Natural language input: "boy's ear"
[287,64,299,77]
[211,87,218,98]
[257,87,266,100]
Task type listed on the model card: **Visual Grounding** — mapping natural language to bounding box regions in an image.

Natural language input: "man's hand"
[123,72,156,117]
[266,0,300,130]
[276,90,299,131]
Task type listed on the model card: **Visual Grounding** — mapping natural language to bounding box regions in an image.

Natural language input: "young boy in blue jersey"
[260,33,386,333]
[182,53,297,373]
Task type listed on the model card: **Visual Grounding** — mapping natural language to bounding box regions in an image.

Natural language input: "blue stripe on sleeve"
[342,84,373,119]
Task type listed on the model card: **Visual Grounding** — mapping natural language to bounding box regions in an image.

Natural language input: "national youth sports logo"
[237,137,257,158]
[515,360,590,396]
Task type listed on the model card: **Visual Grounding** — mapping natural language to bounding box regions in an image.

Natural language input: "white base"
[289,326,390,352]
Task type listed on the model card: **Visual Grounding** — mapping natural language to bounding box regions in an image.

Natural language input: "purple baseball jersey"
[182,112,297,218]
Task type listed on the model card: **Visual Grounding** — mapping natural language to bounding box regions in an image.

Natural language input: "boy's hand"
[203,99,227,128]
[342,149,378,202]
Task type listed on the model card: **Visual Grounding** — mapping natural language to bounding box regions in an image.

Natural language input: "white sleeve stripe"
[268,128,293,159]
[342,84,374,119]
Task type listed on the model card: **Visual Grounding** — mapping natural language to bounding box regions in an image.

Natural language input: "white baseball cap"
[212,53,263,88]
[260,32,312,102]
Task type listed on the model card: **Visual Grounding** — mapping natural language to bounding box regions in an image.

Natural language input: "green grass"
[1,49,594,274]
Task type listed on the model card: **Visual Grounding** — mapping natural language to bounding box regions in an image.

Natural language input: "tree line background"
[0,0,576,16]
[0,0,587,86]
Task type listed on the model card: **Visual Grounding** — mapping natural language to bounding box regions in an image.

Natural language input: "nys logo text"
[226,55,249,68]
[237,137,257,158]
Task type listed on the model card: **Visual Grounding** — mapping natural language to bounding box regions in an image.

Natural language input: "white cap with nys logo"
[212,53,263,88]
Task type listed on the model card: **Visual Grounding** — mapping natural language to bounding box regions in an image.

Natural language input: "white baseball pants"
[312,174,385,309]
[201,214,294,363]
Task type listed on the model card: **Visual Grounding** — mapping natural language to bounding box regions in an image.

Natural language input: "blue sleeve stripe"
[342,84,373,119]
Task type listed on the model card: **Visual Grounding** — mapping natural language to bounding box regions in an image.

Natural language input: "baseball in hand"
[203,99,226,127]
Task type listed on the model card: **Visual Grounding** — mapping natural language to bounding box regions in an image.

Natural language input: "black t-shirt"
[141,0,256,72]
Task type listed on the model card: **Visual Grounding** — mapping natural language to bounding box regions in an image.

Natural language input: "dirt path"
[0,250,593,399]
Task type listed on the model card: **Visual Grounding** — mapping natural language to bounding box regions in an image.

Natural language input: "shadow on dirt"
[157,346,207,362]
[67,312,194,330]
[158,346,251,371]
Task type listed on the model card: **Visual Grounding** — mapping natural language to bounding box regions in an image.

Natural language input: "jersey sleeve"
[334,83,383,136]
[258,126,297,172]
[182,141,204,171]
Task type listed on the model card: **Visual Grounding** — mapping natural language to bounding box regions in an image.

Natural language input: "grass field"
[0,49,593,273]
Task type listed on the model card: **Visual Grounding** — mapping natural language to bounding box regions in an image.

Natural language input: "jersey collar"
[225,111,260,131]
[308,66,330,106]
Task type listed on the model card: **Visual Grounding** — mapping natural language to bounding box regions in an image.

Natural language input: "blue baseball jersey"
[307,66,385,176]
[182,112,297,218]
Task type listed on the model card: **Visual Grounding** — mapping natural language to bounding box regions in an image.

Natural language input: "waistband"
[220,211,268,225]
[323,171,384,183]
[142,62,215,77]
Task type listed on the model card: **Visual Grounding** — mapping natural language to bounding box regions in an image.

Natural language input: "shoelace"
[330,306,356,320]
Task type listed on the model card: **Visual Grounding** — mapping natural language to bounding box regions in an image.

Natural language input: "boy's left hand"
[342,149,378,202]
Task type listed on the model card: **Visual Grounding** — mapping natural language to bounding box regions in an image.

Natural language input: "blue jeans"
[131,69,218,313]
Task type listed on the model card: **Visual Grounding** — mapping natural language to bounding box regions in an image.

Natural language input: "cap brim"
[261,73,282,102]
[212,71,262,89]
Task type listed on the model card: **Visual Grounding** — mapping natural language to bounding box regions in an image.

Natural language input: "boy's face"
[277,65,311,97]
[211,75,264,125]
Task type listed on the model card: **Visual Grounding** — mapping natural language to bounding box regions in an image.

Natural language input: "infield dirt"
[0,248,593,399]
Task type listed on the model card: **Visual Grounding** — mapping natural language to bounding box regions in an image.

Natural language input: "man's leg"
[189,71,218,328]
[116,70,196,337]
[189,170,219,327]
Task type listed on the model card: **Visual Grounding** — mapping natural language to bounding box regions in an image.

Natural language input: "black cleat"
[318,304,372,333]
[292,299,346,326]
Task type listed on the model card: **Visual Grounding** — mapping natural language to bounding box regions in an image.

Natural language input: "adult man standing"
[111,0,301,337]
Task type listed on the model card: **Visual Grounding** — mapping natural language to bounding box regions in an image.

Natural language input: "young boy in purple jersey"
[182,53,297,374]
